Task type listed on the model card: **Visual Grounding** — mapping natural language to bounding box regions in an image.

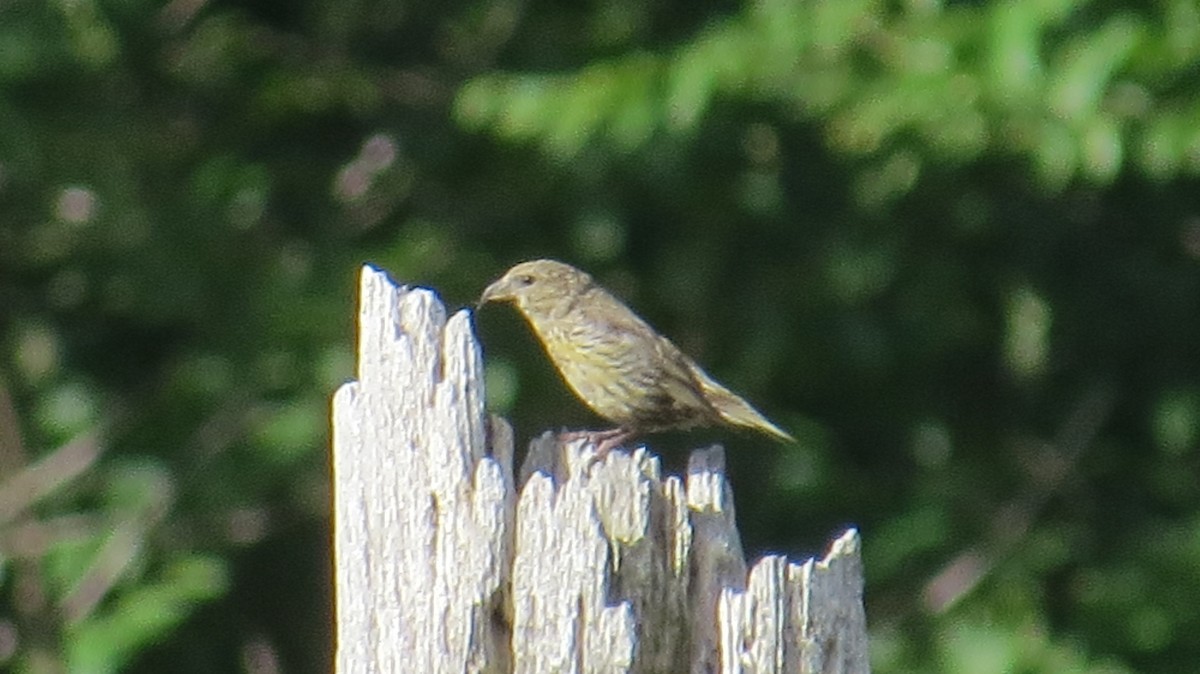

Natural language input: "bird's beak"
[476,278,511,310]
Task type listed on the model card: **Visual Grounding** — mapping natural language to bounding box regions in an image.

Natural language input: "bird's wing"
[684,359,795,442]
[580,289,796,441]
[572,289,717,427]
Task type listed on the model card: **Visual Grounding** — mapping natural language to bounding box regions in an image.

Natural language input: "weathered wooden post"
[331,266,869,673]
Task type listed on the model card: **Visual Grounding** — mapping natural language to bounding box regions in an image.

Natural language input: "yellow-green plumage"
[479,259,793,445]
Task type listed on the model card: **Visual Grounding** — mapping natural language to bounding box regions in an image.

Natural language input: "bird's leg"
[592,427,635,460]
[556,427,637,465]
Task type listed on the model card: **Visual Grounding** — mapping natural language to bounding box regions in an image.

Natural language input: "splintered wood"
[332,266,869,674]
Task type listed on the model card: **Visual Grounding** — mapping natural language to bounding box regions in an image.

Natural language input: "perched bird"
[478,259,793,454]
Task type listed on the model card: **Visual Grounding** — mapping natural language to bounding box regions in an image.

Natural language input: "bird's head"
[478,259,593,316]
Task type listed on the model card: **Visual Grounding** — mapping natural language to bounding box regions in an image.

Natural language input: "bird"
[478,259,793,456]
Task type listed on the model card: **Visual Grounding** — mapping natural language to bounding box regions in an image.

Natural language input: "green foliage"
[458,0,1200,189]
[1,0,1199,671]
[68,555,227,674]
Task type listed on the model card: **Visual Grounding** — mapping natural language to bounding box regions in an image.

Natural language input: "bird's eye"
[517,274,535,286]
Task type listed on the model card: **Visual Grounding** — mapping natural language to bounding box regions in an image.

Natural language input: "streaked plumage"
[478,259,793,450]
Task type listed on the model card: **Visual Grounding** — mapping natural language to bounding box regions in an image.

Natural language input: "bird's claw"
[557,427,635,469]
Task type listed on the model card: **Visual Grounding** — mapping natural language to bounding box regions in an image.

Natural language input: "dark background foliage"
[2,0,1199,671]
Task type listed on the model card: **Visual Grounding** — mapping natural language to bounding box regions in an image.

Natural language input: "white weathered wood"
[332,265,870,674]
[332,266,513,674]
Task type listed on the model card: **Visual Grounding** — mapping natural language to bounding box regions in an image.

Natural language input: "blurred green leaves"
[1,0,1200,672]
[68,554,227,674]
[457,0,1200,193]
[1153,388,1200,457]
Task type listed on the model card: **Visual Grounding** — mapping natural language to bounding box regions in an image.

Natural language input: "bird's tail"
[689,364,795,442]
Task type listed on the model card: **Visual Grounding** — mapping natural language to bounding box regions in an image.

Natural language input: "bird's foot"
[557,427,636,467]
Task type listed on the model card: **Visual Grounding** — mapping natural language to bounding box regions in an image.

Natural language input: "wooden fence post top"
[332,265,870,673]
